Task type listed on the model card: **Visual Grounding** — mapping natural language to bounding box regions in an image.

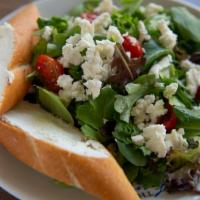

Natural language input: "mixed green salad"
[27,0,200,195]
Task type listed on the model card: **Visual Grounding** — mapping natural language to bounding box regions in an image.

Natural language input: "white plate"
[0,0,200,200]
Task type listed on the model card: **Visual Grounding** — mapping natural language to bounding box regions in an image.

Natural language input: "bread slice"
[0,102,140,200]
[0,4,39,115]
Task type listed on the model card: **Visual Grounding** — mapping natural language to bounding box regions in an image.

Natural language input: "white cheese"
[93,12,112,34]
[186,68,200,97]
[163,83,178,99]
[60,44,84,68]
[57,75,87,102]
[107,25,124,44]
[131,95,167,129]
[131,135,145,146]
[84,79,102,99]
[145,3,164,18]
[77,33,95,51]
[138,21,151,43]
[142,124,168,158]
[149,55,173,78]
[95,0,118,14]
[158,20,177,50]
[166,129,188,151]
[42,26,53,41]
[96,39,115,63]
[66,34,81,46]
[180,59,200,71]
[75,17,94,36]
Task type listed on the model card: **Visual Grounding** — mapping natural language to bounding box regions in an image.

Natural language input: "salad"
[27,0,200,196]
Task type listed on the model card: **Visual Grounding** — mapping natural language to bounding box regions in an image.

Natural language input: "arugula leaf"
[76,87,116,140]
[124,163,139,183]
[117,141,147,167]
[137,160,166,189]
[171,7,200,44]
[119,0,143,15]
[37,87,74,124]
[69,0,100,16]
[174,106,200,122]
[37,17,68,33]
[32,39,47,63]
[143,40,173,72]
[112,12,139,37]
[112,121,139,144]
[81,124,105,142]
[68,65,83,81]
[114,83,149,123]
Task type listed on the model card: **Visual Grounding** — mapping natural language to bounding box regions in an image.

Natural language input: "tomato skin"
[36,55,64,93]
[81,12,98,22]
[157,104,177,132]
[195,86,200,100]
[122,36,144,59]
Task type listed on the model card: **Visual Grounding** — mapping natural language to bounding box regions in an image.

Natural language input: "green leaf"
[119,0,143,15]
[81,125,105,142]
[117,141,147,166]
[174,106,200,123]
[143,40,173,72]
[37,17,68,33]
[76,87,116,130]
[37,87,74,124]
[171,7,200,44]
[137,160,166,188]
[124,163,139,183]
[47,43,61,57]
[32,39,47,62]
[68,65,83,81]
[114,84,148,123]
[112,121,139,144]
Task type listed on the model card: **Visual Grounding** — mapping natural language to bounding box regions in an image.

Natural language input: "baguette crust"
[0,65,32,115]
[8,3,39,69]
[0,120,140,200]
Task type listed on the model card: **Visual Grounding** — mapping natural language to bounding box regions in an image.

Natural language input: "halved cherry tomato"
[157,104,177,132]
[36,55,64,93]
[122,36,144,59]
[195,86,200,100]
[81,12,98,22]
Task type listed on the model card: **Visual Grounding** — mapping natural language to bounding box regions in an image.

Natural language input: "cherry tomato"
[36,55,64,93]
[81,12,98,22]
[195,86,200,100]
[157,104,177,132]
[122,36,144,59]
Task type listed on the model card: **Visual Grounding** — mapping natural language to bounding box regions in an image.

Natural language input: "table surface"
[0,0,199,199]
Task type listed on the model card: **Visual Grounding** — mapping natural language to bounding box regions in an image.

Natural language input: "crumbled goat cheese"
[75,17,94,36]
[84,79,102,99]
[163,83,178,99]
[95,0,118,14]
[96,39,115,63]
[107,25,124,44]
[158,20,177,50]
[42,26,53,41]
[60,44,84,68]
[131,95,167,129]
[77,33,95,51]
[186,68,200,97]
[82,47,109,81]
[66,34,81,46]
[57,75,87,102]
[93,12,112,34]
[131,135,145,146]
[180,59,200,71]
[142,124,168,158]
[149,55,173,78]
[166,129,188,151]
[145,3,164,18]
[138,21,151,43]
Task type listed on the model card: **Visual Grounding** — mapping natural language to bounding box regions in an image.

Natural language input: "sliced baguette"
[0,4,39,115]
[0,102,140,200]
